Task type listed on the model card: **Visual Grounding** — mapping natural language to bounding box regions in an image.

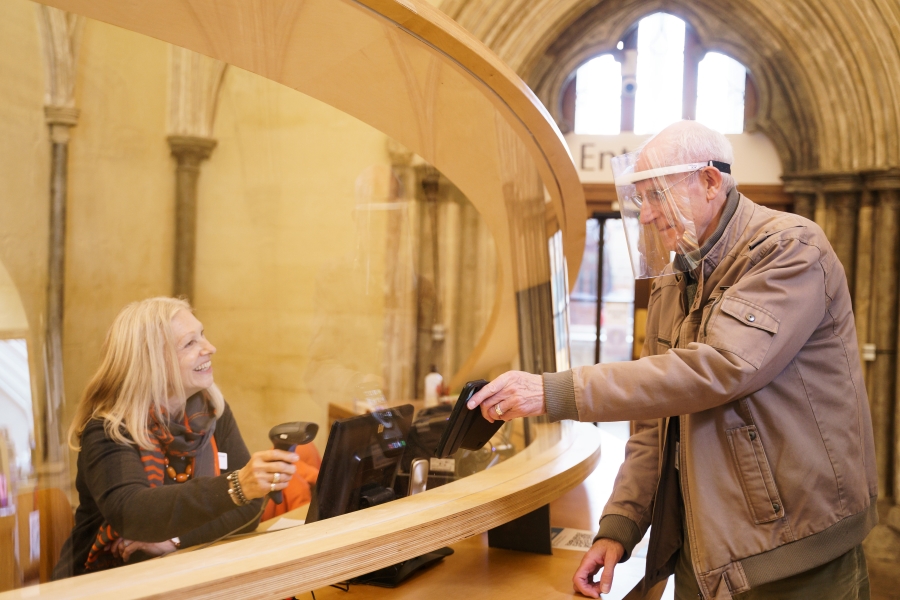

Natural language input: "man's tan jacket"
[544,194,878,599]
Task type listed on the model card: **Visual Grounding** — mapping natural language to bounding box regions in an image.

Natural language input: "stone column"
[493,118,555,377]
[422,167,445,380]
[34,6,83,486]
[881,171,900,507]
[781,174,817,221]
[167,47,226,302]
[864,169,900,563]
[854,179,876,373]
[867,170,900,505]
[820,173,861,298]
[167,136,216,301]
[382,140,419,403]
[439,187,462,378]
[453,198,490,372]
[42,106,78,470]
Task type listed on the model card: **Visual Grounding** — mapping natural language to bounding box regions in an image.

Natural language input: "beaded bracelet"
[227,471,250,506]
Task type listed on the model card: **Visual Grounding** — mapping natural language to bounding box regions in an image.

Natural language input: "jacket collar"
[699,189,753,282]
[668,189,753,315]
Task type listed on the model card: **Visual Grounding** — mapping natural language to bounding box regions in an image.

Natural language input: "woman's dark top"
[52,402,263,579]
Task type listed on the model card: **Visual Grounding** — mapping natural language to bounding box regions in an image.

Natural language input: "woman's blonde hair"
[68,297,224,451]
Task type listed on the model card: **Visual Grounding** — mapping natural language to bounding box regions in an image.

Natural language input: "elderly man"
[468,121,877,599]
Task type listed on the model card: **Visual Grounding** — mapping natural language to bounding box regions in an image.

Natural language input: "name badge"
[218,452,228,470]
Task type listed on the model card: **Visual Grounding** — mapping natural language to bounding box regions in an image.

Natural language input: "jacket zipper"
[702,290,728,338]
[679,417,704,599]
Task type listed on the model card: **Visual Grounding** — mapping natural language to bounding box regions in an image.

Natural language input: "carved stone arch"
[524,0,819,173]
[446,0,900,174]
[167,46,227,139]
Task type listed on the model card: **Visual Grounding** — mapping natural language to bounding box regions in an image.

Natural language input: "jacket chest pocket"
[706,296,779,369]
[726,425,785,524]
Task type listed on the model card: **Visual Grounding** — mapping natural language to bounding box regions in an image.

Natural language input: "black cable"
[192,497,267,552]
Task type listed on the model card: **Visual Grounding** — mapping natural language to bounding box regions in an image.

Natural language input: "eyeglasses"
[626,168,703,209]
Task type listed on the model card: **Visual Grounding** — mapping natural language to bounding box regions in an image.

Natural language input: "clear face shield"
[612,149,723,280]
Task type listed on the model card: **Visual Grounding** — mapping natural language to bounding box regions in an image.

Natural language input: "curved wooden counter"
[0,422,600,599]
[4,3,597,597]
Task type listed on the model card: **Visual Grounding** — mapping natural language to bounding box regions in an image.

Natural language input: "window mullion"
[682,24,701,120]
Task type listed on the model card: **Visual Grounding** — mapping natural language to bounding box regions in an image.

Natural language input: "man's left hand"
[466,371,545,423]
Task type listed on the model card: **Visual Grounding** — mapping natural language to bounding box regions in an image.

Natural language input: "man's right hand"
[573,538,625,598]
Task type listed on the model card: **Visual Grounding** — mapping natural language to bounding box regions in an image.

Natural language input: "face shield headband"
[612,152,731,280]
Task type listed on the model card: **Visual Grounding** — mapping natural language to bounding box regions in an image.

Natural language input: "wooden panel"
[0,422,600,599]
[738,184,794,211]
[37,489,72,583]
[0,512,16,592]
[584,183,619,215]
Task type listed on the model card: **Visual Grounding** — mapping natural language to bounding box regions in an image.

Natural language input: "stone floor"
[571,423,900,599]
[865,501,900,600]
[869,557,900,600]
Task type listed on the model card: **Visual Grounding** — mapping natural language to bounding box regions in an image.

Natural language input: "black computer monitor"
[306,404,414,523]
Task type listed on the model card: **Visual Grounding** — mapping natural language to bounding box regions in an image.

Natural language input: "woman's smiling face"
[171,309,216,399]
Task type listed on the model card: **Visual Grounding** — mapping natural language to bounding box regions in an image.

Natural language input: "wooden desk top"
[310,534,589,600]
[311,425,653,600]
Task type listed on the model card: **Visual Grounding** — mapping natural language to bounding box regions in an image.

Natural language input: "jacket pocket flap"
[719,297,779,334]
[726,425,785,524]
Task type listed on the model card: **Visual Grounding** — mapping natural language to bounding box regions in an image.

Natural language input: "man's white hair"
[642,120,737,190]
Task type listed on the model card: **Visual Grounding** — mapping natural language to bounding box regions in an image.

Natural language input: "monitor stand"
[350,547,454,588]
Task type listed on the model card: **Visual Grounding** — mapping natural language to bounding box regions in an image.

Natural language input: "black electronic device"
[267,421,319,505]
[400,403,452,472]
[434,380,502,459]
[306,405,413,523]
[350,547,454,588]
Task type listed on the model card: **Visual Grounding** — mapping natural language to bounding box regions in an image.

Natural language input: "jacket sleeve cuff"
[594,514,642,563]
[543,370,579,422]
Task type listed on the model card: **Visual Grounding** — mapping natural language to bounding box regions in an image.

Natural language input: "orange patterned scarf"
[84,394,217,572]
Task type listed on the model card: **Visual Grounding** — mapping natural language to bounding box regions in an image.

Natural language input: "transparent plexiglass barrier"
[0,154,534,588]
[0,0,579,588]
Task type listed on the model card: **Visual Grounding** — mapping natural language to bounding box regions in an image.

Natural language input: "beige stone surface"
[0,0,49,367]
[195,66,396,452]
[0,260,28,335]
[0,1,513,461]
[61,18,174,435]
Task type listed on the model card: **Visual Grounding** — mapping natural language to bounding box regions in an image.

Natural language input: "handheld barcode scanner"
[268,422,319,504]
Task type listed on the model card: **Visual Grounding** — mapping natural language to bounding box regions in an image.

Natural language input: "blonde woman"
[53,297,298,579]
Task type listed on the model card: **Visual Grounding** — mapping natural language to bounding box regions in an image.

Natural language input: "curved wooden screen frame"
[5,3,596,597]
[3,422,600,599]
[34,0,586,378]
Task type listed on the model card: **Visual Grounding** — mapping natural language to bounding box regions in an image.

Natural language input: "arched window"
[633,13,686,134]
[572,12,749,135]
[696,52,746,133]
[574,55,621,134]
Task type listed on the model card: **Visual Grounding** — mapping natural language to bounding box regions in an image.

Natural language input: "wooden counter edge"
[1,422,601,600]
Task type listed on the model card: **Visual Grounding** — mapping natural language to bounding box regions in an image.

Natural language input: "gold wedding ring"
[495,404,504,417]
[270,482,276,492]
[273,472,280,484]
